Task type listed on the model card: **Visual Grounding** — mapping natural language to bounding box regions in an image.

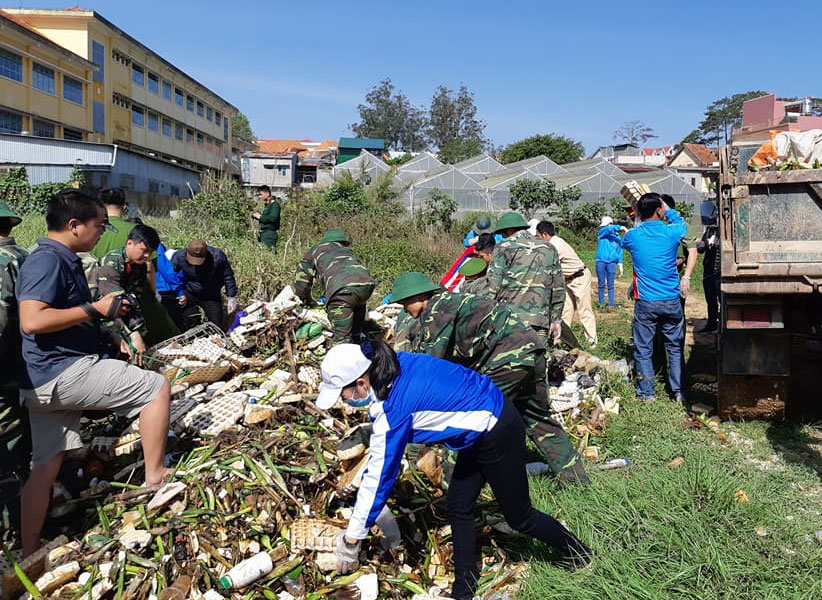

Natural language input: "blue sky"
[14,0,820,153]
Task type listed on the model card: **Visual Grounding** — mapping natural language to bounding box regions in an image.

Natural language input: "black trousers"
[160,293,186,332]
[182,297,224,331]
[447,398,591,599]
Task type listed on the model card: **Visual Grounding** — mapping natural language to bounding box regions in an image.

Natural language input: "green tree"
[350,78,428,151]
[499,134,584,165]
[688,91,769,146]
[231,111,255,141]
[428,84,486,163]
[508,178,579,219]
[417,188,457,232]
[613,120,657,145]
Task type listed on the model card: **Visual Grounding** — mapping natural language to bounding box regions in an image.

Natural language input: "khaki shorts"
[21,355,167,467]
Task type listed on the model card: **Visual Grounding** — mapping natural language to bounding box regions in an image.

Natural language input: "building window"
[132,105,144,127]
[170,185,180,196]
[63,75,83,104]
[32,63,55,95]
[162,81,172,100]
[112,94,130,109]
[132,63,144,86]
[196,101,204,117]
[148,180,160,193]
[175,123,183,140]
[33,119,55,138]
[148,72,159,94]
[186,95,194,112]
[224,119,228,141]
[206,107,213,121]
[691,177,697,186]
[63,127,83,141]
[162,119,172,137]
[92,40,104,83]
[148,112,158,132]
[0,48,23,82]
[0,109,22,134]
[175,88,184,106]
[93,101,105,133]
[112,49,131,66]
[215,112,221,126]
[278,166,288,176]
[186,128,194,144]
[120,174,135,189]
[196,132,204,146]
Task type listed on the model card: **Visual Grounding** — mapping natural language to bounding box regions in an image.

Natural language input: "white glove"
[618,264,624,277]
[375,505,402,550]
[680,277,691,298]
[226,297,238,313]
[548,321,562,344]
[335,531,360,574]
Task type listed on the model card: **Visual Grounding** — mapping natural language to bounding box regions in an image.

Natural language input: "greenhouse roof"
[561,158,623,177]
[481,169,539,189]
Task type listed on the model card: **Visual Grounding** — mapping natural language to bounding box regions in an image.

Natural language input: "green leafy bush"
[179,172,254,237]
[0,166,85,215]
[320,172,369,215]
[416,188,457,233]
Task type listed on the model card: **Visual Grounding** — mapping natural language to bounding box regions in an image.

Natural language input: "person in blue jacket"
[317,340,591,600]
[621,193,688,402]
[594,216,626,309]
[155,242,187,331]
[462,214,503,248]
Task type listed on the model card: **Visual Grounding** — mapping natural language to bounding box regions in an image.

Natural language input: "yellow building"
[3,8,238,174]
[0,10,95,141]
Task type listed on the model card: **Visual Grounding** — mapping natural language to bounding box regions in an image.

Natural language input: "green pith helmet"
[494,211,529,233]
[321,228,349,244]
[458,257,487,278]
[0,200,22,227]
[474,215,494,233]
[391,272,440,303]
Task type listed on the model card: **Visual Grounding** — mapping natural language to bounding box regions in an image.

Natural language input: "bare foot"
[144,467,173,486]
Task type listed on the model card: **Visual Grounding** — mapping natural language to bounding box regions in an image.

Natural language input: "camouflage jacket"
[0,237,28,369]
[97,248,147,334]
[393,309,420,353]
[460,276,488,296]
[294,242,374,305]
[394,290,543,372]
[483,230,565,330]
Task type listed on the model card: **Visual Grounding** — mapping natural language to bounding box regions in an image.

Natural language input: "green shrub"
[416,188,457,233]
[178,172,254,237]
[320,172,369,215]
[0,166,85,215]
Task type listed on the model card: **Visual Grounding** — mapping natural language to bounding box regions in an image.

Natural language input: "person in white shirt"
[536,221,597,346]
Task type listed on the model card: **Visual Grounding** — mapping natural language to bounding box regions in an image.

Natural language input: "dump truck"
[716,143,822,419]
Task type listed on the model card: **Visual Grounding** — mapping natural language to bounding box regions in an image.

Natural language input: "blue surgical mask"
[347,386,376,408]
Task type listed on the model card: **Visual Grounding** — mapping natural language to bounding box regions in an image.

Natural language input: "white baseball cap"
[599,216,613,227]
[316,344,373,409]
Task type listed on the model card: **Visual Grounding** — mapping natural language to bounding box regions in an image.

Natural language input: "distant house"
[667,143,718,194]
[243,138,337,193]
[337,137,384,164]
[591,144,673,169]
[733,94,822,142]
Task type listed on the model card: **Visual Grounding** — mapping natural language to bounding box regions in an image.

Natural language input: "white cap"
[599,216,613,227]
[316,344,372,409]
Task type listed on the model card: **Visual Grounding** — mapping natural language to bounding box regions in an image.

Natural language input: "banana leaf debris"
[2,287,629,600]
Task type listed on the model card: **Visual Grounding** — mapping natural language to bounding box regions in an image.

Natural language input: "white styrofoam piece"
[181,392,247,437]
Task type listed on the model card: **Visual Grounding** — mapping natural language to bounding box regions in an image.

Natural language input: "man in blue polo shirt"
[621,193,688,402]
[16,190,171,556]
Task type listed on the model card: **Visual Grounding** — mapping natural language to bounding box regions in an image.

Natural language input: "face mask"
[347,385,376,408]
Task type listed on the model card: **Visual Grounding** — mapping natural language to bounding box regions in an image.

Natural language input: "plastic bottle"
[218,552,273,589]
[158,574,192,600]
[597,458,630,470]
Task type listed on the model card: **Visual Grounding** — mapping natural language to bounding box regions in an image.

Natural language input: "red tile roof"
[256,139,337,154]
[683,143,717,166]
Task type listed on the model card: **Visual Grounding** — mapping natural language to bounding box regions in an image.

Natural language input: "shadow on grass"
[765,422,822,483]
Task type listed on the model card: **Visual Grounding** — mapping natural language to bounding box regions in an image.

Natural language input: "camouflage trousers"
[483,351,588,483]
[325,283,375,343]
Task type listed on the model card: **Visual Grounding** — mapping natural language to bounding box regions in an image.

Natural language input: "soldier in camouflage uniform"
[457,257,489,296]
[482,213,588,482]
[0,201,31,522]
[97,225,162,357]
[295,229,375,343]
[391,272,589,483]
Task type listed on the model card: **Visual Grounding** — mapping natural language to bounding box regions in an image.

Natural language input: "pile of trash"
[1,289,527,600]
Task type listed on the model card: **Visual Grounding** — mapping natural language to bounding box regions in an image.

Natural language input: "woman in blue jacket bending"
[595,216,627,308]
[316,340,591,600]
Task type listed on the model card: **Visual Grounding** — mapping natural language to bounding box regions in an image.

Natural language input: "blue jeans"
[595,261,617,306]
[633,299,684,397]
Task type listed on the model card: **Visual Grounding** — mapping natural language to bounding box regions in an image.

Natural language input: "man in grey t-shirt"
[16,190,171,557]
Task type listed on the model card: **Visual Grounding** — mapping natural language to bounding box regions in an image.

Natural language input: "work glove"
[680,277,691,298]
[548,321,562,345]
[335,531,361,574]
[618,264,624,277]
[226,297,238,313]
[375,505,402,550]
